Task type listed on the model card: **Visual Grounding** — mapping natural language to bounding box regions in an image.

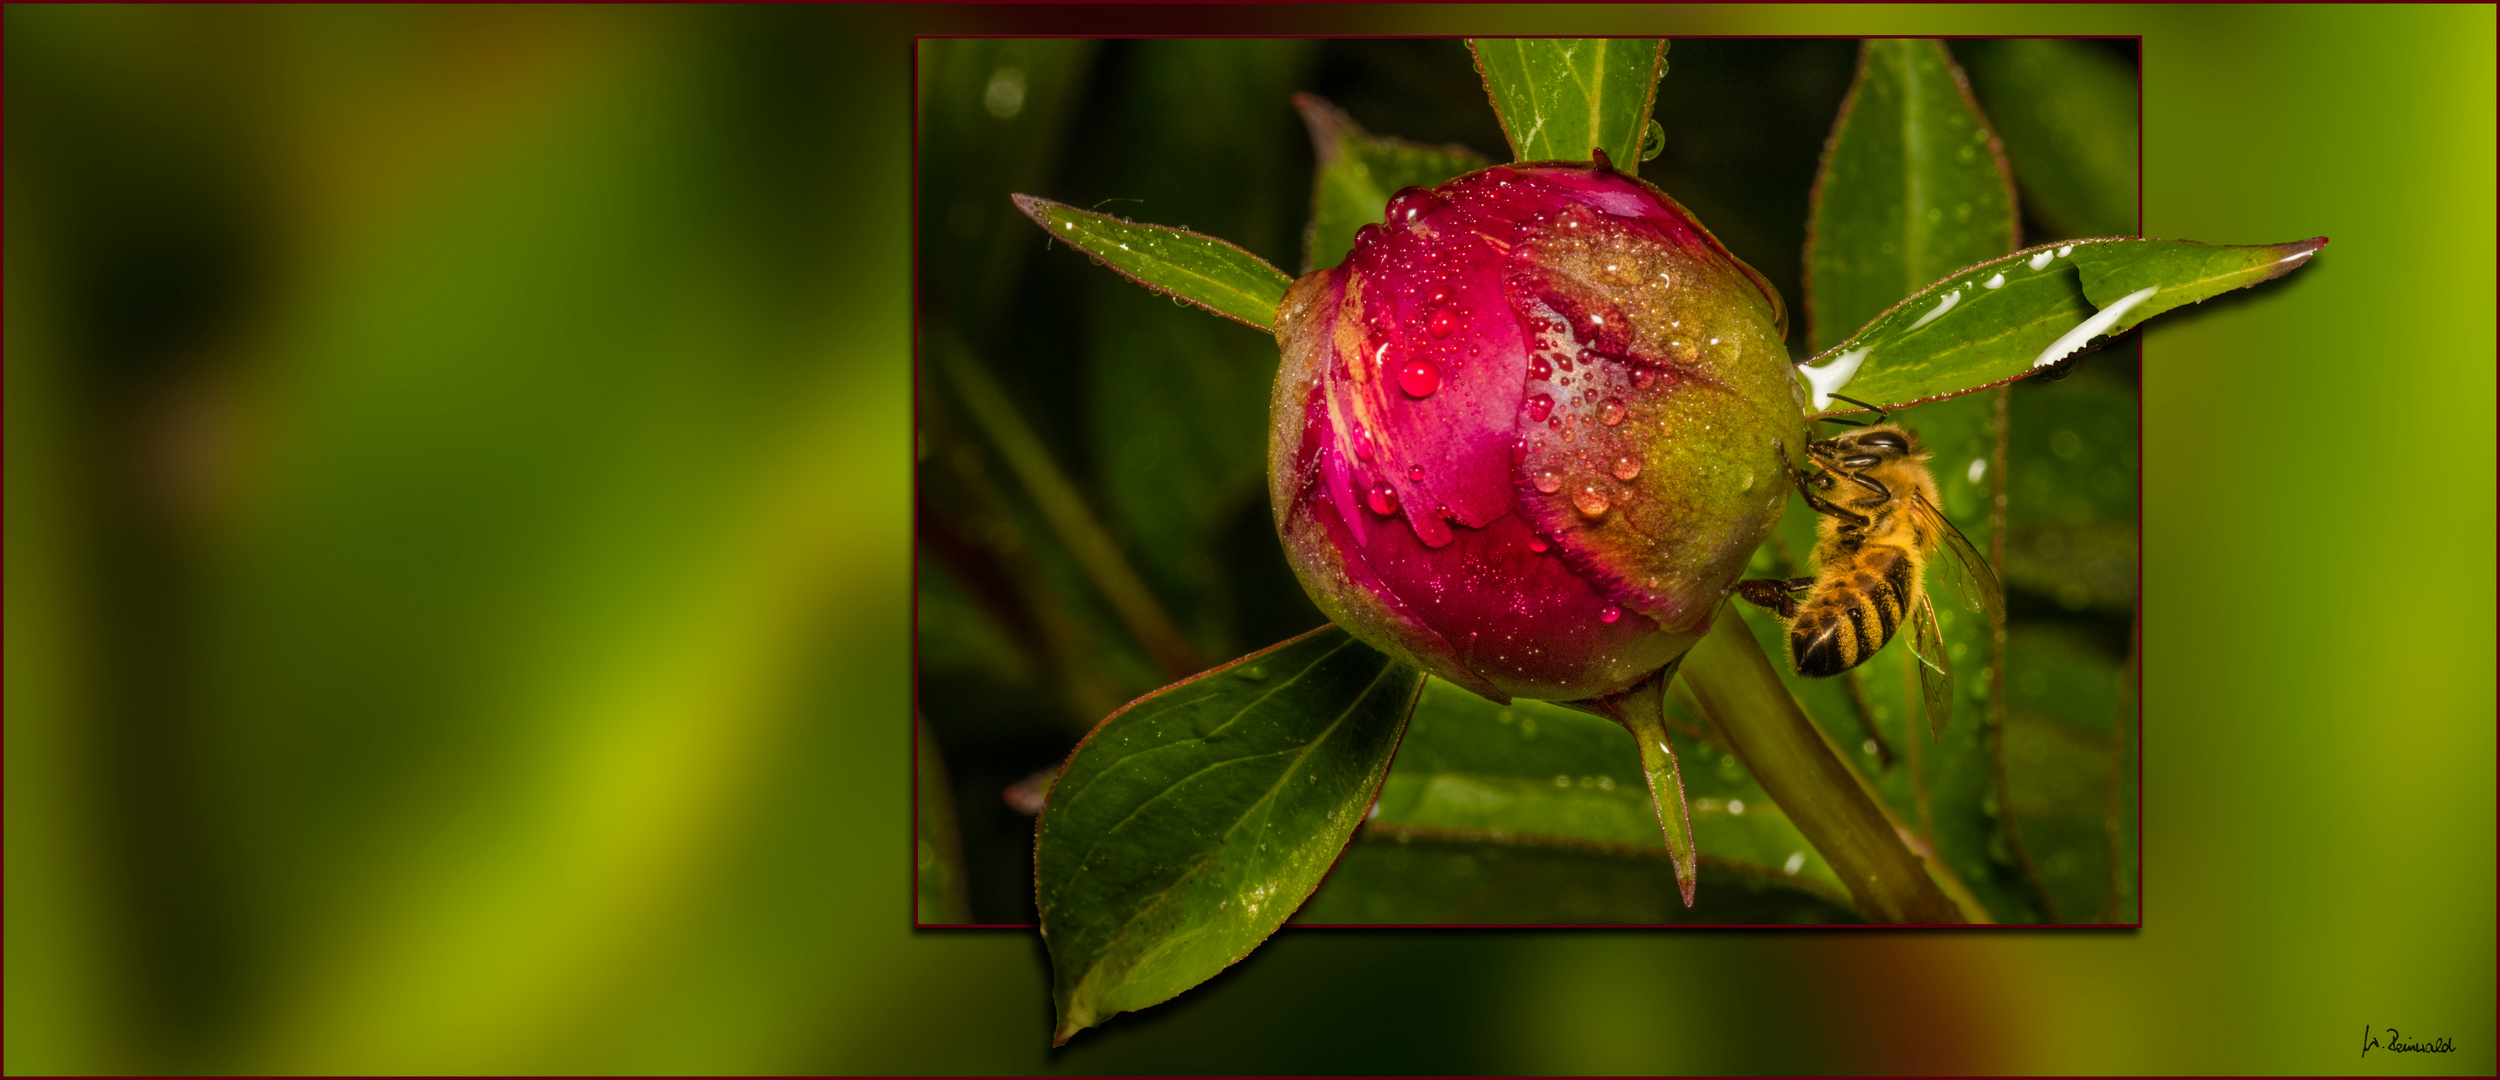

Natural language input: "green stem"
[1679,602,1963,923]
[1569,662,1697,907]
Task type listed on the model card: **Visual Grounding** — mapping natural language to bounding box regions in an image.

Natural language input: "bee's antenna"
[1827,393,1889,425]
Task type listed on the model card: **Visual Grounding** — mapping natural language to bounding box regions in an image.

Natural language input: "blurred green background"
[9,4,2491,1075]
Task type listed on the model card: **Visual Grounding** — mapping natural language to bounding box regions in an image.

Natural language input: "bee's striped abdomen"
[1789,543,1919,677]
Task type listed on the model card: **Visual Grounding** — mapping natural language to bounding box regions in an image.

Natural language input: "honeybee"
[1735,413,2005,738]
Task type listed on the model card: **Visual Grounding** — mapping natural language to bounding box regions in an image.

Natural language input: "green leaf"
[1794,236,2326,412]
[1294,93,1491,273]
[2002,625,2131,921]
[1960,38,2141,240]
[1467,38,1667,171]
[1292,831,1860,925]
[1011,195,1294,331]
[1359,677,1850,909]
[2005,364,2139,613]
[1035,626,1425,1044]
[1806,39,2018,352]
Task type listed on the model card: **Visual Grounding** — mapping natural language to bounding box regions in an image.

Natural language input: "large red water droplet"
[1398,358,1442,398]
[1366,482,1399,516]
[1599,398,1627,426]
[1598,603,1622,624]
[1408,465,1425,482]
[1527,354,1552,381]
[1631,367,1657,390]
[1525,394,1554,422]
[1352,422,1376,461]
[1528,534,1549,553]
[1428,309,1457,338]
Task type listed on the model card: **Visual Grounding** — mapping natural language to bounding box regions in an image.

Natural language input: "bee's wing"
[1909,590,1954,739]
[1912,494,2006,625]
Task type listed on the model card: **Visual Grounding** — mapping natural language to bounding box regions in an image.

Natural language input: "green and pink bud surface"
[1270,161,1809,702]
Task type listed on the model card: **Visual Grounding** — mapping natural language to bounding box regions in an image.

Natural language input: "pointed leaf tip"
[1008,194,1291,331]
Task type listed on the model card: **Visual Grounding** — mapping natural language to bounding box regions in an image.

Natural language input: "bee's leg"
[1734,578,1804,619]
[1795,485,1870,527]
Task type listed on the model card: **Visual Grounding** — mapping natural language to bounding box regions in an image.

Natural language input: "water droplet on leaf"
[1639,118,1667,162]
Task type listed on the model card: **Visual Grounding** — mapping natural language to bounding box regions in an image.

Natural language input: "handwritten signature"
[2362,1025,2456,1058]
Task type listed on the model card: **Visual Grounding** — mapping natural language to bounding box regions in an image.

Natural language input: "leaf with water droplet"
[1036,626,1424,1043]
[1795,236,2325,412]
[1012,194,1293,331]
[1468,38,1668,173]
[1306,676,1853,920]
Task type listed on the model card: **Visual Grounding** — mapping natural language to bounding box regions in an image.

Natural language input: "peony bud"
[1269,161,1809,702]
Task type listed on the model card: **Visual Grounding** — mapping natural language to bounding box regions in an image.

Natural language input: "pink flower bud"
[1270,162,1808,702]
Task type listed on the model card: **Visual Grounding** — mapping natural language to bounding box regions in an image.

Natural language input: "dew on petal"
[1428,309,1457,338]
[1527,353,1552,381]
[1398,358,1442,398]
[1366,482,1399,516]
[1532,470,1564,494]
[1613,454,1643,481]
[1599,398,1627,426]
[1630,367,1657,391]
[1527,534,1549,553]
[1353,422,1376,461]
[1572,485,1611,517]
[1598,603,1622,624]
[1408,465,1425,482]
[1525,394,1554,422]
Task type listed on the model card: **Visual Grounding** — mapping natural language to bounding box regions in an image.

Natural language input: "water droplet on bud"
[1398,358,1442,398]
[1599,603,1623,623]
[1385,186,1438,224]
[1408,465,1425,482]
[1533,470,1564,494]
[1572,485,1611,517]
[1528,534,1549,553]
[1367,482,1399,516]
[1630,368,1657,391]
[1428,309,1456,338]
[1352,422,1375,461]
[1613,455,1643,481]
[1525,394,1554,422]
[1527,354,1552,381]
[1599,399,1627,426]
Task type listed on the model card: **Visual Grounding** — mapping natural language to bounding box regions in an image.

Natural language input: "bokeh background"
[8,4,2490,1075]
